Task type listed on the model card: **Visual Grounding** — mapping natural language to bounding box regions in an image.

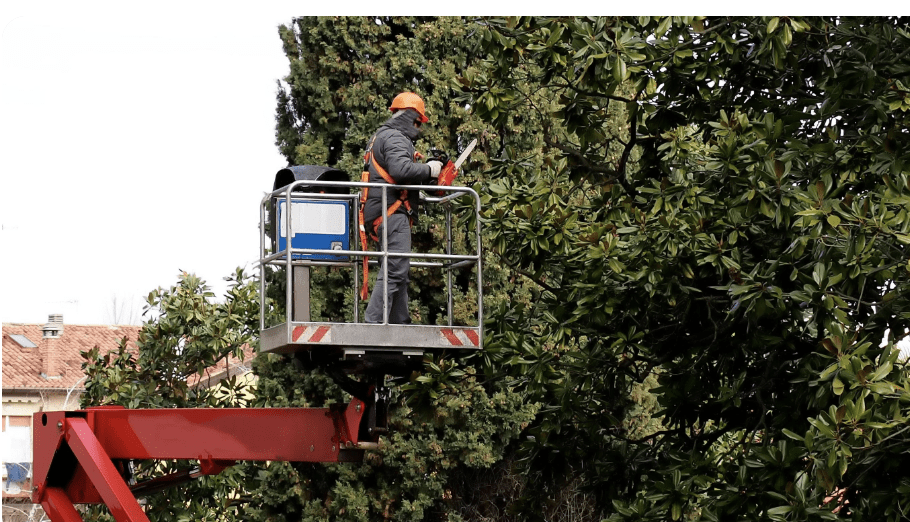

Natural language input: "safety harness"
[358,133,414,300]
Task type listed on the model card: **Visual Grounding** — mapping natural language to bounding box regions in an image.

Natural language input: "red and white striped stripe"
[439,328,480,347]
[292,325,332,343]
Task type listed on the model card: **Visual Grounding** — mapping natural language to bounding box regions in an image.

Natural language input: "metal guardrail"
[258,179,482,352]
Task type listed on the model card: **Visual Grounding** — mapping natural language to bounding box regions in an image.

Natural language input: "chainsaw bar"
[453,139,477,171]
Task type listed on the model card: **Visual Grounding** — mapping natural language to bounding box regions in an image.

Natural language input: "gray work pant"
[366,213,411,324]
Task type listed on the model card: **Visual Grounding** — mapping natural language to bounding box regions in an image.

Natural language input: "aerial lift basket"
[259,165,484,370]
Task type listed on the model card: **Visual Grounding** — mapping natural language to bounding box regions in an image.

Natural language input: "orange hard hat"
[390,92,428,123]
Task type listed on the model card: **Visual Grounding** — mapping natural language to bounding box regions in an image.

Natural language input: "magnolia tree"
[459,16,910,522]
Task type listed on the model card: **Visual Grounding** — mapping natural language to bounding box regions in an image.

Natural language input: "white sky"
[1,5,908,330]
[1,2,307,325]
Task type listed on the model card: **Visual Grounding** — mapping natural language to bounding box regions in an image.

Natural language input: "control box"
[276,198,350,260]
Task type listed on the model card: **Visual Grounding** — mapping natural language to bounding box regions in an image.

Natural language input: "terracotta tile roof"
[3,321,257,393]
[2,322,141,390]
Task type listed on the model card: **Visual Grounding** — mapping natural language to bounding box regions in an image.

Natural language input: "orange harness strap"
[359,136,413,300]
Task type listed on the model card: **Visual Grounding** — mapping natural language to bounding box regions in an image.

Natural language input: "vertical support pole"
[353,200,361,323]
[445,203,454,326]
[284,193,293,328]
[380,185,389,324]
[353,258,361,323]
[41,488,85,522]
[292,266,310,322]
[260,199,267,331]
[65,418,150,522]
[475,191,484,340]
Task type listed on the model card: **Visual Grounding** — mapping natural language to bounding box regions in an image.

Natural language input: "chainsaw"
[428,138,477,196]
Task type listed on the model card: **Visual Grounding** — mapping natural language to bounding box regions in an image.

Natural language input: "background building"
[2,313,256,520]
[1,315,141,519]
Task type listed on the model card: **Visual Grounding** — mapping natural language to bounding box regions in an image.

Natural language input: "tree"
[79,18,545,522]
[273,16,662,520]
[79,266,538,522]
[249,354,538,522]
[104,293,140,325]
[461,16,910,521]
[259,16,540,521]
[273,16,510,328]
[81,270,260,521]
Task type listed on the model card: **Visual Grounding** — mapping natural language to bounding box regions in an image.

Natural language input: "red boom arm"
[32,398,367,522]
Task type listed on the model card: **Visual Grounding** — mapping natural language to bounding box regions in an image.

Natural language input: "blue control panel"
[276,198,350,260]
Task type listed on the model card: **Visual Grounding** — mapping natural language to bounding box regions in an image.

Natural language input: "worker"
[362,92,442,324]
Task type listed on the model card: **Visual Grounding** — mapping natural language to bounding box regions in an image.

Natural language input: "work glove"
[427,160,443,178]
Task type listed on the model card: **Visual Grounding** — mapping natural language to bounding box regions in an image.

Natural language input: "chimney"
[40,314,64,380]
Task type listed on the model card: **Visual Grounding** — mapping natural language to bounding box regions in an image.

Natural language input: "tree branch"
[543,135,638,198]
[493,250,559,294]
[616,90,642,187]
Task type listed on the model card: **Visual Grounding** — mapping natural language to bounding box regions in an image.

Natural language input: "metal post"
[285,192,294,329]
[353,202,361,323]
[353,259,360,323]
[380,185,389,324]
[260,200,266,331]
[475,192,484,337]
[293,266,310,322]
[446,203,454,326]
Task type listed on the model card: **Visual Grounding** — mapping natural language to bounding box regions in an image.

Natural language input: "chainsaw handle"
[428,149,449,165]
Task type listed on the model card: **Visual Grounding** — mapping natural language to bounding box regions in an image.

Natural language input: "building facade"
[2,314,256,520]
[1,315,141,519]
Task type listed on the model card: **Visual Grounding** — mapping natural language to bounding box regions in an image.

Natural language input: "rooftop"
[2,321,142,390]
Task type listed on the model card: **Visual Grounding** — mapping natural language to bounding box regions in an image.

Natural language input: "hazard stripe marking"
[441,329,463,346]
[292,325,333,343]
[439,328,480,347]
[310,326,330,343]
